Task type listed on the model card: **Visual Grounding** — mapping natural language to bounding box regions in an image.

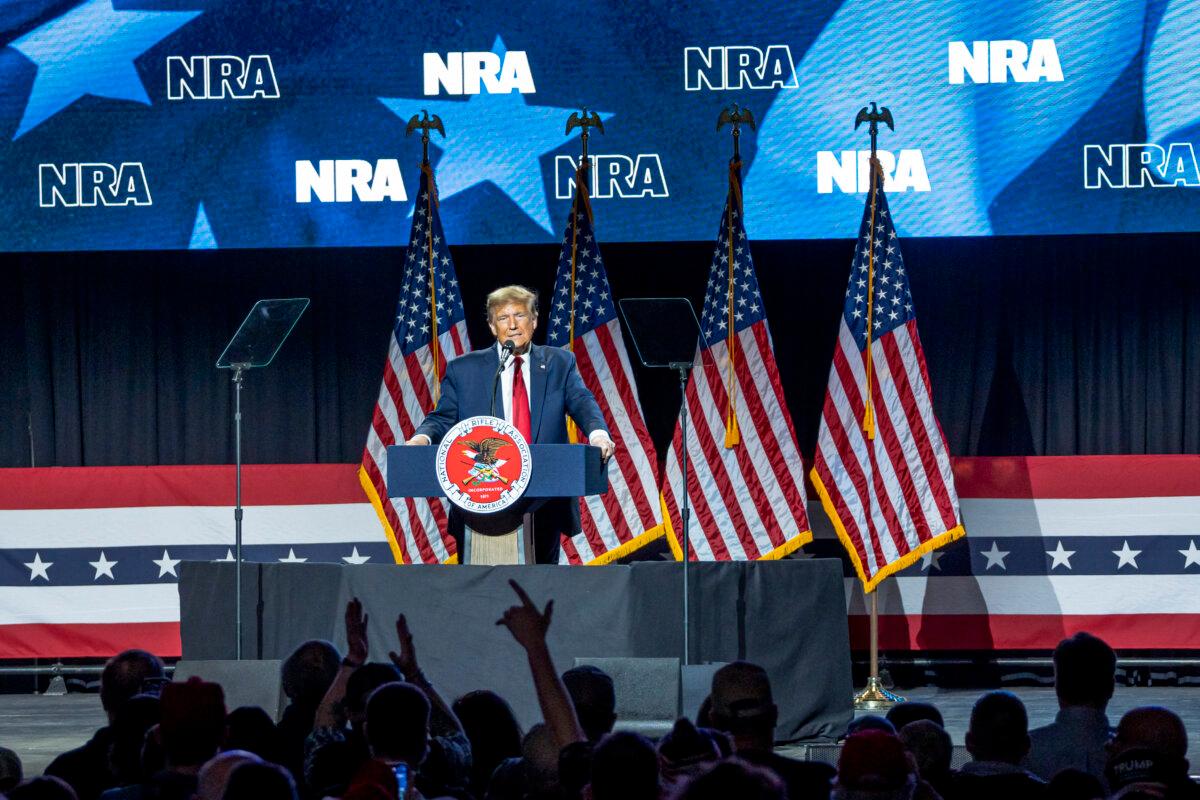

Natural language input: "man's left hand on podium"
[588,430,616,463]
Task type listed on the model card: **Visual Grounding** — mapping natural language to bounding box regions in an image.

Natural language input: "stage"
[178,559,854,742]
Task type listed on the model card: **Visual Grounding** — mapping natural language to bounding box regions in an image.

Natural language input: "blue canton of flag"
[662,161,812,561]
[546,163,664,564]
[360,165,471,565]
[843,189,914,351]
[546,206,617,344]
[698,204,766,344]
[395,170,466,356]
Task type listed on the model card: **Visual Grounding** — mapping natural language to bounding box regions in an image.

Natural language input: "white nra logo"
[948,39,1063,84]
[39,163,152,207]
[167,55,280,99]
[816,150,931,194]
[554,155,669,200]
[684,45,797,91]
[295,159,407,203]
[423,50,535,95]
[1084,143,1200,189]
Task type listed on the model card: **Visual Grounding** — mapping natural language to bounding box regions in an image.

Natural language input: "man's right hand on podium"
[405,434,431,445]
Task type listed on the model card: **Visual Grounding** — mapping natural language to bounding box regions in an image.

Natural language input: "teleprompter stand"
[216,298,309,659]
[618,297,705,666]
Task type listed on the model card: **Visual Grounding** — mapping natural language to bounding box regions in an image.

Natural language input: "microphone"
[490,341,515,418]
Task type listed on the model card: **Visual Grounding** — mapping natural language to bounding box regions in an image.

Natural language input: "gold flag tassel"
[723,158,743,448]
[565,160,594,446]
[861,157,881,440]
[423,161,443,405]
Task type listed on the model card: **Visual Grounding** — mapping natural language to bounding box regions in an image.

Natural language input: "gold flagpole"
[717,104,755,448]
[406,110,446,404]
[851,102,904,710]
[563,109,604,444]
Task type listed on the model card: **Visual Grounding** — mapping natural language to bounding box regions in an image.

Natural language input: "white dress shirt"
[496,342,532,424]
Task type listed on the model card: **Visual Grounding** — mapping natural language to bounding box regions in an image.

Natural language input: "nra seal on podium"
[435,415,533,513]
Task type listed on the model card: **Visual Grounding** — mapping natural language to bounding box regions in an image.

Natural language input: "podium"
[387,444,608,564]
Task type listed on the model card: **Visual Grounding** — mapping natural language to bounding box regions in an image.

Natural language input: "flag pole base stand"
[853,676,905,710]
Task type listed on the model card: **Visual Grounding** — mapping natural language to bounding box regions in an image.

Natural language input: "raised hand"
[496,579,553,651]
[344,597,369,666]
[388,613,420,681]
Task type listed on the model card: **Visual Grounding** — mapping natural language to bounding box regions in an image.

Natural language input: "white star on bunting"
[89,551,117,580]
[24,553,52,581]
[153,549,181,578]
[1046,541,1075,570]
[342,547,371,565]
[1112,540,1141,570]
[980,541,1009,571]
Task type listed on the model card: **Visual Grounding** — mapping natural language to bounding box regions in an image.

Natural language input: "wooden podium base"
[463,513,536,565]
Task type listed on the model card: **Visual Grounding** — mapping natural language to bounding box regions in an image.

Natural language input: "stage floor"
[3,686,1199,778]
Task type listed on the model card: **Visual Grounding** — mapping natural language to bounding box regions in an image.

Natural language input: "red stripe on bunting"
[0,464,366,510]
[848,614,1200,651]
[0,623,182,659]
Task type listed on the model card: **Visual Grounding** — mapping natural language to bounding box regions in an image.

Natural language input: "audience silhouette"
[6,606,1195,800]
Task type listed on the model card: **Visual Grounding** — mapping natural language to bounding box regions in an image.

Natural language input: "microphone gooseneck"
[490,341,515,418]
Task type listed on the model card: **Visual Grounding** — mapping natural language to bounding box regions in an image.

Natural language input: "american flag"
[661,161,812,560]
[545,161,664,564]
[358,165,469,564]
[810,161,964,592]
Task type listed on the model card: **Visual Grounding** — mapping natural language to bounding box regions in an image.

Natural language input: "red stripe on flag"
[864,347,938,546]
[400,350,434,418]
[817,397,885,570]
[831,344,910,557]
[361,454,413,563]
[665,428,731,561]
[879,329,957,530]
[752,325,804,453]
[684,374,762,559]
[590,324,660,527]
[573,339,653,537]
[695,355,778,554]
[731,331,806,544]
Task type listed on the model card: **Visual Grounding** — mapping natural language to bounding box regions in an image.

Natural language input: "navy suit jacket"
[414,343,608,445]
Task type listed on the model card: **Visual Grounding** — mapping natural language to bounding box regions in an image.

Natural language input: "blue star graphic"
[378,36,612,235]
[9,0,201,139]
[189,203,217,249]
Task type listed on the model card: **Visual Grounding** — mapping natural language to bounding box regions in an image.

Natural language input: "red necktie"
[511,355,532,443]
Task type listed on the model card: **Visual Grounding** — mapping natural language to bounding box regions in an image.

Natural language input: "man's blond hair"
[486,285,538,322]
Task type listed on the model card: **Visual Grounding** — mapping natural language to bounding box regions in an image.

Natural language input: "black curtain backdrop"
[2,232,1198,469]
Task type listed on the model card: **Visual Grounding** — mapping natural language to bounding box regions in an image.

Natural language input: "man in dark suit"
[407,285,615,563]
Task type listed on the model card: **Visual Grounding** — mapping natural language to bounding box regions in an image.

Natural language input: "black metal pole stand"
[232,364,247,661]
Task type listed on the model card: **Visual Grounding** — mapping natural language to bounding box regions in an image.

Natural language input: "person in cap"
[707,661,835,800]
[833,730,918,800]
[1105,707,1199,800]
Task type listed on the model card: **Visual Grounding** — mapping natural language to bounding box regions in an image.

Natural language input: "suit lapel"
[528,344,548,442]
